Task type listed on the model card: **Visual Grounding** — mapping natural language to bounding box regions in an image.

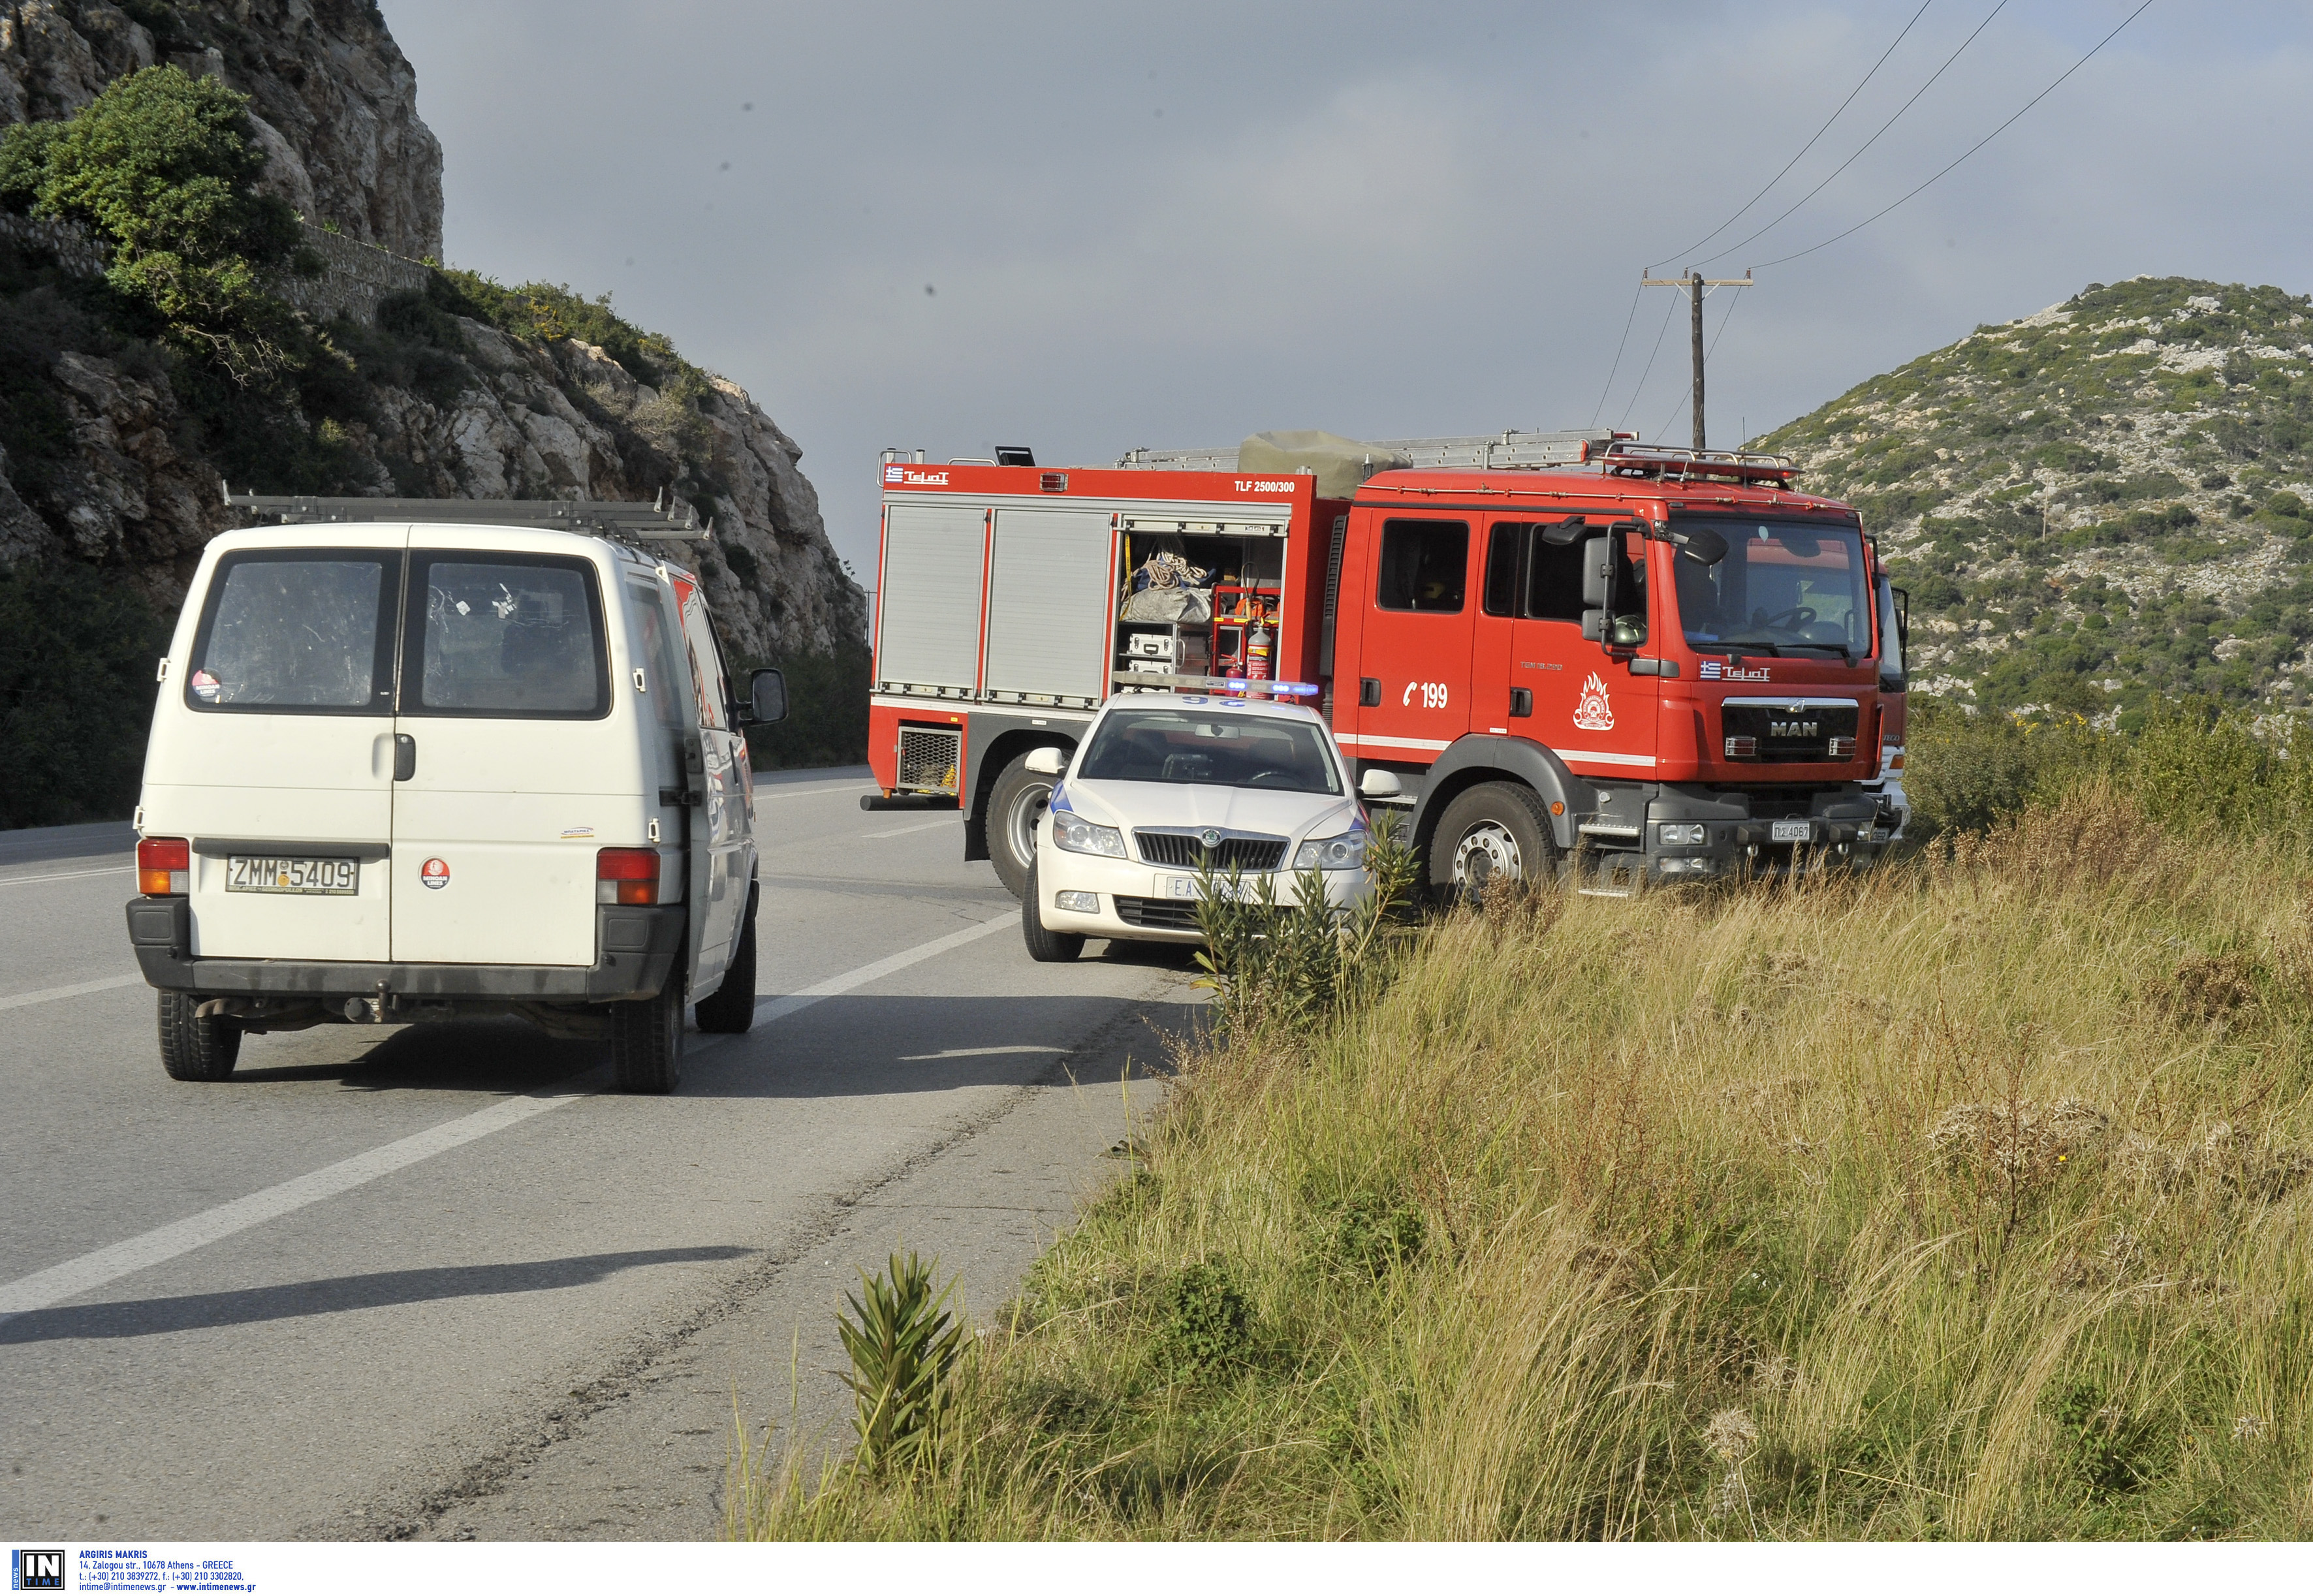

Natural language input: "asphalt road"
[0,770,1195,1540]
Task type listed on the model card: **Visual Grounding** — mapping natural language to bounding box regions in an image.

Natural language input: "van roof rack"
[222,484,712,541]
[1115,430,1622,473]
[1597,443,1799,486]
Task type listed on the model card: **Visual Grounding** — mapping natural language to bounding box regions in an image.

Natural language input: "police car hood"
[1057,777,1359,844]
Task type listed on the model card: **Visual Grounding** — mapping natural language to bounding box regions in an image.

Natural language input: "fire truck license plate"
[1167,876,1253,902]
[226,856,358,894]
[1770,821,1814,843]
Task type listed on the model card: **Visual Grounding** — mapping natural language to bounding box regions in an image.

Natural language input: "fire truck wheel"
[1020,861,1085,962]
[1427,781,1556,900]
[987,753,1056,900]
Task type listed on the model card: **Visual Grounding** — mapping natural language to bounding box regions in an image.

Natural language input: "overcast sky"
[381,1,2312,584]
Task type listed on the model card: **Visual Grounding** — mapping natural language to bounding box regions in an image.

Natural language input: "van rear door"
[387,533,633,967]
[155,535,405,962]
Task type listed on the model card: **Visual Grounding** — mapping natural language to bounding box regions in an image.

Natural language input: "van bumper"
[123,899,685,1004]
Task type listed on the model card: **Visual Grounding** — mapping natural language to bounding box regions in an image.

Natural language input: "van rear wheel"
[611,977,685,1093]
[1427,781,1556,902]
[694,883,758,1035]
[986,753,1056,900]
[158,992,240,1082]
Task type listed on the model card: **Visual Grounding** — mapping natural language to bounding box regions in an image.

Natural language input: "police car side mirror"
[1024,745,1066,775]
[1359,768,1402,799]
[746,667,787,725]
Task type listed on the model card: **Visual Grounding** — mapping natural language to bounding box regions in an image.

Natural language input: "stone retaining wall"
[0,212,107,275]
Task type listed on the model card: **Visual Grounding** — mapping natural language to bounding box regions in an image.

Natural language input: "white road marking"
[900,1044,1069,1061]
[0,974,144,1011]
[860,817,956,839]
[0,866,133,888]
[0,913,1015,1323]
[752,913,1013,1022]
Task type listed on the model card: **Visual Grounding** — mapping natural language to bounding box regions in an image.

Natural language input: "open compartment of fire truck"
[1113,515,1285,690]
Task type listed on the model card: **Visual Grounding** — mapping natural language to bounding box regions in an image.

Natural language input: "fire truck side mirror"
[1581,610,1606,642]
[1581,537,1612,609]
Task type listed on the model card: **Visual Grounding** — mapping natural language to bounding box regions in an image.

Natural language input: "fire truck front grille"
[896,726,962,793]
[1720,702,1859,764]
[1133,831,1288,872]
[1114,896,1206,931]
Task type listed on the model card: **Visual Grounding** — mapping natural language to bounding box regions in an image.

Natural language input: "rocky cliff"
[1759,276,2313,713]
[1,0,441,258]
[0,1,865,668]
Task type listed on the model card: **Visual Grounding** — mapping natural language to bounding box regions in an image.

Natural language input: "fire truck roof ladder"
[222,484,713,540]
[1116,430,1621,473]
[1598,443,1799,486]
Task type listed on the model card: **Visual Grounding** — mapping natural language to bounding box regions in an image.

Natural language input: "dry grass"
[736,789,2313,1539]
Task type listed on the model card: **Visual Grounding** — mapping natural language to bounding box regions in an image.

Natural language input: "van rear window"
[186,552,398,713]
[409,555,608,718]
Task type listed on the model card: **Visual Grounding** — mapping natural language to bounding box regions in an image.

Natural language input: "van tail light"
[596,847,661,906]
[138,836,191,896]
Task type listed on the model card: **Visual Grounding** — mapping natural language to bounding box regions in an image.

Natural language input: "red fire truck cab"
[864,435,1904,899]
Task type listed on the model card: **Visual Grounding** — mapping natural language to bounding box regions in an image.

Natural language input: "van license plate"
[225,856,358,895]
[1770,821,1814,843]
[1167,876,1253,902]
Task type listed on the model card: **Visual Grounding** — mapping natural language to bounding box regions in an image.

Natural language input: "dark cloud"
[383,1,2312,576]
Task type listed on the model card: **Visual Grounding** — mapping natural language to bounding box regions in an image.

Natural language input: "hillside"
[1758,276,2313,716]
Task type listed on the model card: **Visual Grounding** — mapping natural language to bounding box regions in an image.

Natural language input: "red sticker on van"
[419,857,450,890]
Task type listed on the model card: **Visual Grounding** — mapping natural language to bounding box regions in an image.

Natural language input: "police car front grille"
[1134,831,1287,871]
[1114,896,1205,931]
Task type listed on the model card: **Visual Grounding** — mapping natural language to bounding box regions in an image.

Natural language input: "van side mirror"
[1359,768,1402,799]
[1023,745,1065,775]
[746,667,787,725]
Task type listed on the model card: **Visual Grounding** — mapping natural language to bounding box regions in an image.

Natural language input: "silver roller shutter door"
[877,503,986,689]
[983,507,1114,700]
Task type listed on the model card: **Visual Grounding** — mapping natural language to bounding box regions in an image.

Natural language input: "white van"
[123,495,787,1095]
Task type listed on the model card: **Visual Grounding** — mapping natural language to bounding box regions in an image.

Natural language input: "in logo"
[1572,672,1616,732]
[13,1549,64,1591]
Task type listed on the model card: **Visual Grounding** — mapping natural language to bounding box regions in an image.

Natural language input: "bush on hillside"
[0,561,169,828]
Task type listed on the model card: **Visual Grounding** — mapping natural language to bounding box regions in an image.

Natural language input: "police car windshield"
[1077,707,1342,794]
[1673,519,1870,657]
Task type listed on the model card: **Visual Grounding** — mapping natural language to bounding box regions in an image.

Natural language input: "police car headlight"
[1658,823,1707,847]
[1292,832,1368,871]
[1052,813,1126,858]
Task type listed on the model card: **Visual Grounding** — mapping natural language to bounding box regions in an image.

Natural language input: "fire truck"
[862,431,1908,898]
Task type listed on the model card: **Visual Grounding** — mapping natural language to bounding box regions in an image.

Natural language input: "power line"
[1695,0,2009,270]
[1753,0,2154,270]
[1591,281,1646,428]
[1648,0,1935,271]
[1616,289,1684,432]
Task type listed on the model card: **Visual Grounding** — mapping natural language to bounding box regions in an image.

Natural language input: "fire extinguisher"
[1247,620,1273,681]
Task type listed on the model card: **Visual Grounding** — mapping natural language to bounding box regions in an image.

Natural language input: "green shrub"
[836,1252,967,1478]
[1155,1259,1255,1379]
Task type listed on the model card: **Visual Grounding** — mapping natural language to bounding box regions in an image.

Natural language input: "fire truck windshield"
[1076,707,1344,795]
[1671,519,1871,659]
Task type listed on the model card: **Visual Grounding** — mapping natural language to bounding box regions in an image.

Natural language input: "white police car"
[1019,692,1376,960]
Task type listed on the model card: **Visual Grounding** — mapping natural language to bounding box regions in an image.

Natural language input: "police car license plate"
[1167,876,1253,901]
[226,856,358,895]
[1770,821,1813,843]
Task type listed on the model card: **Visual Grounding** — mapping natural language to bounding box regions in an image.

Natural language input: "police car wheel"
[1427,781,1554,901]
[1021,860,1086,963]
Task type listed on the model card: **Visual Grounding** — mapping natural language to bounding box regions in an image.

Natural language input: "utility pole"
[1640,269,1752,450]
